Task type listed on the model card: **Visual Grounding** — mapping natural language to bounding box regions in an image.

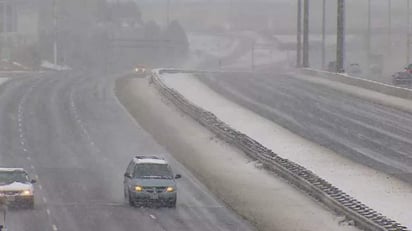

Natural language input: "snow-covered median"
[117,77,360,231]
[161,73,412,230]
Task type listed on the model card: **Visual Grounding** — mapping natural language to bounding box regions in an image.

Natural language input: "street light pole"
[336,0,345,73]
[321,0,326,70]
[388,0,392,54]
[296,0,302,67]
[2,0,9,60]
[53,0,58,65]
[367,0,371,75]
[407,0,410,64]
[302,0,309,68]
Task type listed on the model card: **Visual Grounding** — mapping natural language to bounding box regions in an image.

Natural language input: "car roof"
[0,168,26,172]
[132,156,168,165]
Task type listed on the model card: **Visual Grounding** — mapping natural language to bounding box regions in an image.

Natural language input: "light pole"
[321,0,326,70]
[367,0,371,75]
[407,0,410,64]
[302,0,309,68]
[296,0,302,67]
[1,0,9,60]
[388,0,392,54]
[336,0,345,73]
[53,0,58,65]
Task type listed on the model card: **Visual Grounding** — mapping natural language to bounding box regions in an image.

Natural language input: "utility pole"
[336,0,345,73]
[388,0,392,54]
[367,0,371,75]
[302,0,309,68]
[296,0,302,67]
[2,0,9,60]
[53,0,58,66]
[321,0,326,70]
[407,0,410,64]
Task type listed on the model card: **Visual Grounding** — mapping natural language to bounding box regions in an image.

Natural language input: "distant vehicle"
[134,65,149,75]
[123,156,181,208]
[404,64,412,74]
[347,63,362,76]
[0,168,36,209]
[392,71,412,85]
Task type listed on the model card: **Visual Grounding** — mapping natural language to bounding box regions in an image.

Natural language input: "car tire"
[128,191,135,207]
[26,198,34,209]
[167,199,176,208]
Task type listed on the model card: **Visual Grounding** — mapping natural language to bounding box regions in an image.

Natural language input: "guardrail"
[151,68,409,231]
[300,68,412,100]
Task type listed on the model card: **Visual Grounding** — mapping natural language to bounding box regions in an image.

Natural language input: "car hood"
[131,178,176,187]
[0,182,32,191]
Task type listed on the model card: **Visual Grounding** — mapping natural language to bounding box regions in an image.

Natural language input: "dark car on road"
[392,71,412,86]
[123,156,181,208]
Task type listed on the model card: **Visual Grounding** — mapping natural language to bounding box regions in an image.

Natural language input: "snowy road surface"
[0,78,8,85]
[199,72,412,184]
[162,73,412,229]
[0,72,254,231]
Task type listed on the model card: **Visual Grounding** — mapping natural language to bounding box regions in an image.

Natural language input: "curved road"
[0,72,254,231]
[201,73,412,184]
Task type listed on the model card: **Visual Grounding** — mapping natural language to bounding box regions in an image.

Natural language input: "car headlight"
[20,190,33,196]
[166,187,174,192]
[135,186,143,192]
[135,68,139,73]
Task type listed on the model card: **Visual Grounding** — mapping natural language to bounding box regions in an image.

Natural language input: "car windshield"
[0,171,29,185]
[133,164,173,179]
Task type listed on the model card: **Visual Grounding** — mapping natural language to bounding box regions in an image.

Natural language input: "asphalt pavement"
[201,72,412,184]
[0,72,254,231]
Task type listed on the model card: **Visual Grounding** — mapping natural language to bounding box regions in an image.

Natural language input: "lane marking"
[26,156,31,160]
[39,185,43,190]
[43,197,47,203]
[30,165,35,170]
[52,224,58,231]
[149,214,156,220]
[35,174,39,180]
[46,209,51,215]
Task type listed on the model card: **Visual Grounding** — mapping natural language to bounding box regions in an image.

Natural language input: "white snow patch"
[41,60,71,71]
[162,73,412,230]
[0,182,32,191]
